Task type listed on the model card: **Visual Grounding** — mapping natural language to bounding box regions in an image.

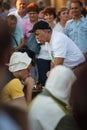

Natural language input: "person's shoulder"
[55,115,81,130]
[9,78,22,86]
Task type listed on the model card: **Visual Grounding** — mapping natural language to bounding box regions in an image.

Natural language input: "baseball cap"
[29,21,52,33]
[9,52,31,72]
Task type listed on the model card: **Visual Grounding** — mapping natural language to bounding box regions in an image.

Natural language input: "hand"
[24,77,34,87]
[46,71,50,78]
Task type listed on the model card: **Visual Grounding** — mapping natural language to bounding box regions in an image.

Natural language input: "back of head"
[71,62,87,130]
[45,65,76,104]
[0,17,12,66]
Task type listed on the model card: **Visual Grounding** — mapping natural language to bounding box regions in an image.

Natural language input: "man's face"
[35,29,49,44]
[7,19,17,32]
[18,65,32,80]
[16,0,26,12]
[70,2,82,17]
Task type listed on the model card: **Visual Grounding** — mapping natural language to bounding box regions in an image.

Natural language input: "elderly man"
[29,20,85,70]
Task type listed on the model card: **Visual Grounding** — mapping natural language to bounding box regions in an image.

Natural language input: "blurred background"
[1,0,87,12]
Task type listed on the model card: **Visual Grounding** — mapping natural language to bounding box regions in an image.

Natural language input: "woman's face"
[44,13,55,23]
[59,10,69,22]
[28,11,38,23]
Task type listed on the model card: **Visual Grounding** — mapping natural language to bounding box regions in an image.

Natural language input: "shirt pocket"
[80,26,87,32]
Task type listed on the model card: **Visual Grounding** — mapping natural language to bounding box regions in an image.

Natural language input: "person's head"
[45,65,76,104]
[57,6,69,22]
[16,0,26,14]
[70,0,83,18]
[1,2,10,11]
[9,52,32,80]
[29,21,52,44]
[27,2,39,23]
[70,62,87,130]
[38,7,45,19]
[0,102,29,130]
[43,6,56,23]
[0,17,12,76]
[6,15,17,32]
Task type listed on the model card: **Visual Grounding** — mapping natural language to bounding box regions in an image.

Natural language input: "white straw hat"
[9,52,31,72]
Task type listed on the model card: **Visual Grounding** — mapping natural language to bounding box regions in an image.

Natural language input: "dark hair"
[17,45,36,66]
[43,6,56,19]
[70,62,87,130]
[27,2,39,13]
[2,2,10,10]
[71,0,83,7]
[81,7,87,17]
[0,18,12,65]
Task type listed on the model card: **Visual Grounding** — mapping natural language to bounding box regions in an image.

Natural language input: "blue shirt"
[64,16,87,53]
[12,26,24,48]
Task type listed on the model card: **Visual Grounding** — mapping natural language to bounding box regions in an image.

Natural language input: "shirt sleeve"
[8,79,24,99]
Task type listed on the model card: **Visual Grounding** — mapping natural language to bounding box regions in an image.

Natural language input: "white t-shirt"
[49,30,85,68]
[36,42,51,60]
[53,22,64,33]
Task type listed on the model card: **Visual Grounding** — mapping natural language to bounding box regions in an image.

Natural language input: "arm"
[13,96,27,109]
[23,77,34,105]
[14,37,25,50]
[47,57,64,77]
[9,79,27,109]
[51,57,64,68]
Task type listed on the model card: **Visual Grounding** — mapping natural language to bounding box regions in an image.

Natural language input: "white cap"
[45,65,76,104]
[9,52,31,72]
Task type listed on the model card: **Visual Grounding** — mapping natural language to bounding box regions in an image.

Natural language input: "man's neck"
[18,11,26,18]
[74,14,82,22]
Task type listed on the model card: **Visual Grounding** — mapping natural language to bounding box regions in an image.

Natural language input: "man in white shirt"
[29,21,85,69]
[8,0,29,26]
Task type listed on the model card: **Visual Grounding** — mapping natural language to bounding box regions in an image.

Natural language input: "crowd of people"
[0,0,87,130]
